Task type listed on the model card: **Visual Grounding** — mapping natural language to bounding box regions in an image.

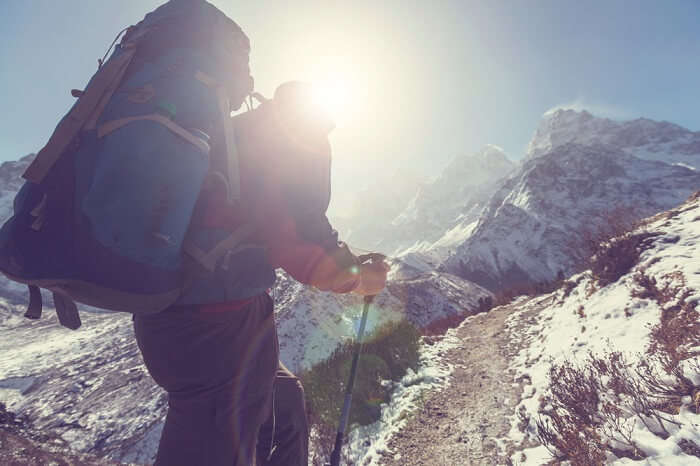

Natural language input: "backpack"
[0,0,252,329]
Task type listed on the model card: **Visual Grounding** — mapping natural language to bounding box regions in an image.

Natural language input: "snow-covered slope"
[443,112,700,291]
[529,109,700,169]
[506,191,700,464]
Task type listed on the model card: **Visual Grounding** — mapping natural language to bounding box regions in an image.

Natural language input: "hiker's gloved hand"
[352,260,390,296]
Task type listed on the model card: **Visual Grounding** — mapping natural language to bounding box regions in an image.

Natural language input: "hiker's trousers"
[133,294,309,466]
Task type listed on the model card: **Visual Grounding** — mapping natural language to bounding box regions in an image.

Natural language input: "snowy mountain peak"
[381,145,515,255]
[528,110,700,168]
[541,107,595,122]
[476,143,507,158]
[443,145,513,188]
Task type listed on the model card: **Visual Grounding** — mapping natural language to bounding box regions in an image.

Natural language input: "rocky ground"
[0,402,118,466]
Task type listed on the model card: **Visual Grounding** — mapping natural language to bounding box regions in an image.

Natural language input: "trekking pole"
[328,293,376,466]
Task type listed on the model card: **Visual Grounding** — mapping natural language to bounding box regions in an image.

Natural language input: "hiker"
[0,1,388,464]
[133,80,389,466]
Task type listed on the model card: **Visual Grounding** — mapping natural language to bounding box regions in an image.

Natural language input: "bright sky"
[2,1,700,213]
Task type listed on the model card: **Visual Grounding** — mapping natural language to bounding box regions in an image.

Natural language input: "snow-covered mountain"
[0,154,33,234]
[529,108,700,168]
[443,112,700,291]
[390,145,514,253]
[0,154,33,212]
[329,168,425,254]
[333,145,515,257]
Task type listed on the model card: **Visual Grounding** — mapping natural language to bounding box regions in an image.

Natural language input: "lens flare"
[309,75,354,127]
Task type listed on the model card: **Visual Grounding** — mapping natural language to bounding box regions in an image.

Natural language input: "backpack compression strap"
[195,71,241,203]
[96,113,210,154]
[183,223,257,272]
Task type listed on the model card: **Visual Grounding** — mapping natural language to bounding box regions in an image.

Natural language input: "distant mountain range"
[333,109,700,291]
[441,110,699,290]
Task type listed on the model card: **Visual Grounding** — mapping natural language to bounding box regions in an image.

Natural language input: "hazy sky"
[2,1,699,211]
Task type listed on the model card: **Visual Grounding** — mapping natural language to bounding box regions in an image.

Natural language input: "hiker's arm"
[261,145,363,293]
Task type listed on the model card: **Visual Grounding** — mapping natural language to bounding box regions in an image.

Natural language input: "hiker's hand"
[353,260,390,296]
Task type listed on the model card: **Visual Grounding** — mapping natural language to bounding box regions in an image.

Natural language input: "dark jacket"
[176,98,360,307]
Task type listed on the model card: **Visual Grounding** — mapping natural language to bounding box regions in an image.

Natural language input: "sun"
[307,70,358,129]
[311,78,350,119]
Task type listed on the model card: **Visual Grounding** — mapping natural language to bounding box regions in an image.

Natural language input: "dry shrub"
[494,271,567,306]
[631,271,700,372]
[535,359,612,465]
[537,269,700,462]
[533,201,700,463]
[536,349,700,464]
[560,278,579,302]
[567,206,662,287]
[423,296,494,335]
[423,311,470,336]
[588,231,659,287]
[570,206,642,269]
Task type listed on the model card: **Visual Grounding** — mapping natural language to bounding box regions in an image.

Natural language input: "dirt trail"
[380,303,537,466]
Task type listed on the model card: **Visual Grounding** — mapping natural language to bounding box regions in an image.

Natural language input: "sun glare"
[303,60,365,129]
[310,77,351,124]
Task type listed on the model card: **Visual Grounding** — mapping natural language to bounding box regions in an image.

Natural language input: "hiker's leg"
[257,363,310,466]
[134,294,278,466]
